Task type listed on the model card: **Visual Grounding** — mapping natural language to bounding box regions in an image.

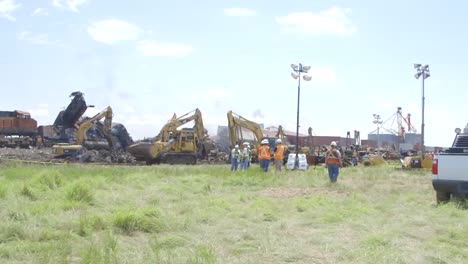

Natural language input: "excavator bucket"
[127,141,167,164]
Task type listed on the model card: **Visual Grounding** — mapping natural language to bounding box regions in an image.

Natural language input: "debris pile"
[75,149,136,164]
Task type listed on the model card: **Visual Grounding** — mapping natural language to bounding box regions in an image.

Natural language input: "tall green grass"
[0,161,466,263]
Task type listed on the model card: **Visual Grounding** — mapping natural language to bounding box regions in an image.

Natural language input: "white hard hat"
[276,139,282,144]
[261,139,268,144]
[235,144,239,148]
[331,141,337,147]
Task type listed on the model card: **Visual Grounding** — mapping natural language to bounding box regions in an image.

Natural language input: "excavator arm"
[75,106,113,148]
[275,125,287,146]
[158,109,205,142]
[227,110,264,148]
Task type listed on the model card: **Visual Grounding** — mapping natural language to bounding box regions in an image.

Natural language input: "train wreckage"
[1,92,413,166]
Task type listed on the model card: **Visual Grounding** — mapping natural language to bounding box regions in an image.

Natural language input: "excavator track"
[161,153,197,165]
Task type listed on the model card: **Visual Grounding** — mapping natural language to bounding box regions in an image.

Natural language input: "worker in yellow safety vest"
[258,139,271,172]
[273,139,286,172]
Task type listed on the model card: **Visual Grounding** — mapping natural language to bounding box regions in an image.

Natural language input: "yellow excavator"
[127,108,207,165]
[227,110,287,163]
[53,106,114,156]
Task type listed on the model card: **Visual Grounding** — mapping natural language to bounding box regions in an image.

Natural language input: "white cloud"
[53,0,88,12]
[17,31,54,45]
[308,67,337,82]
[224,7,256,17]
[275,7,356,36]
[28,104,49,118]
[31,8,49,16]
[88,19,142,45]
[137,40,194,57]
[0,0,21,21]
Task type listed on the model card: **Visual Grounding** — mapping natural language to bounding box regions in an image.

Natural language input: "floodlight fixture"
[290,62,312,170]
[455,128,462,134]
[414,63,430,159]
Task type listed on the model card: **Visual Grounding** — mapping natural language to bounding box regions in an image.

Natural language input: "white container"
[286,153,308,170]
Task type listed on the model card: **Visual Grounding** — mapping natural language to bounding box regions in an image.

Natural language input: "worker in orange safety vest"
[325,141,342,182]
[258,139,271,172]
[273,139,286,172]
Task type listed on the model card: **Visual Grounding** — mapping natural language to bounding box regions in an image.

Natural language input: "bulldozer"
[227,110,287,163]
[127,108,208,165]
[53,106,114,157]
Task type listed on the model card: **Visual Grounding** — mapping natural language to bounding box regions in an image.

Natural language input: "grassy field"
[0,161,467,264]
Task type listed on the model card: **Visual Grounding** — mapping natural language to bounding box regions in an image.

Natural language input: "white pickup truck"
[432,125,468,203]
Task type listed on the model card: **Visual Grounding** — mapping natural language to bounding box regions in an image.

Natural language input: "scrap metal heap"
[40,91,135,163]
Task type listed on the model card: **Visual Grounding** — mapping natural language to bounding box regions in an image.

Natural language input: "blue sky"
[1,0,466,147]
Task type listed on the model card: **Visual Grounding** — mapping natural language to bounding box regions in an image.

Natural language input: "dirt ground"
[0,147,136,164]
[258,187,348,198]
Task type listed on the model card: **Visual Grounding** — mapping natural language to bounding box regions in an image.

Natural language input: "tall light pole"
[373,114,382,155]
[291,63,312,169]
[414,64,430,159]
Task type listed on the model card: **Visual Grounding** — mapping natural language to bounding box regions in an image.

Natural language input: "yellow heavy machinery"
[127,108,207,165]
[227,110,287,163]
[401,154,432,169]
[53,106,114,156]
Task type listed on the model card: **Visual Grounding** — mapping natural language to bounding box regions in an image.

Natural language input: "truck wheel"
[436,191,450,203]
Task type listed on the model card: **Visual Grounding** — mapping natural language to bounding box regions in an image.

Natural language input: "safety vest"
[325,148,341,165]
[231,148,241,158]
[258,145,270,160]
[242,148,249,158]
[274,144,286,160]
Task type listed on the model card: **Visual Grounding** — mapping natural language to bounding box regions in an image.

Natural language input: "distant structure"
[368,107,421,152]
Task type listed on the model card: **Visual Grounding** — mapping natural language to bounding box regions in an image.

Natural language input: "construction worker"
[325,141,342,182]
[231,144,241,171]
[240,142,250,170]
[36,135,43,149]
[351,148,358,166]
[273,139,286,172]
[247,144,252,168]
[258,139,271,172]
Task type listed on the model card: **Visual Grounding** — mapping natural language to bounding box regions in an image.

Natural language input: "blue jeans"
[327,163,339,182]
[260,159,270,172]
[240,158,249,170]
[231,158,239,171]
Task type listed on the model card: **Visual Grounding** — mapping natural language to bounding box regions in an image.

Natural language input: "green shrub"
[79,215,107,236]
[38,172,63,190]
[0,185,7,199]
[0,224,26,243]
[113,208,165,234]
[20,185,37,200]
[187,245,217,264]
[66,182,94,204]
